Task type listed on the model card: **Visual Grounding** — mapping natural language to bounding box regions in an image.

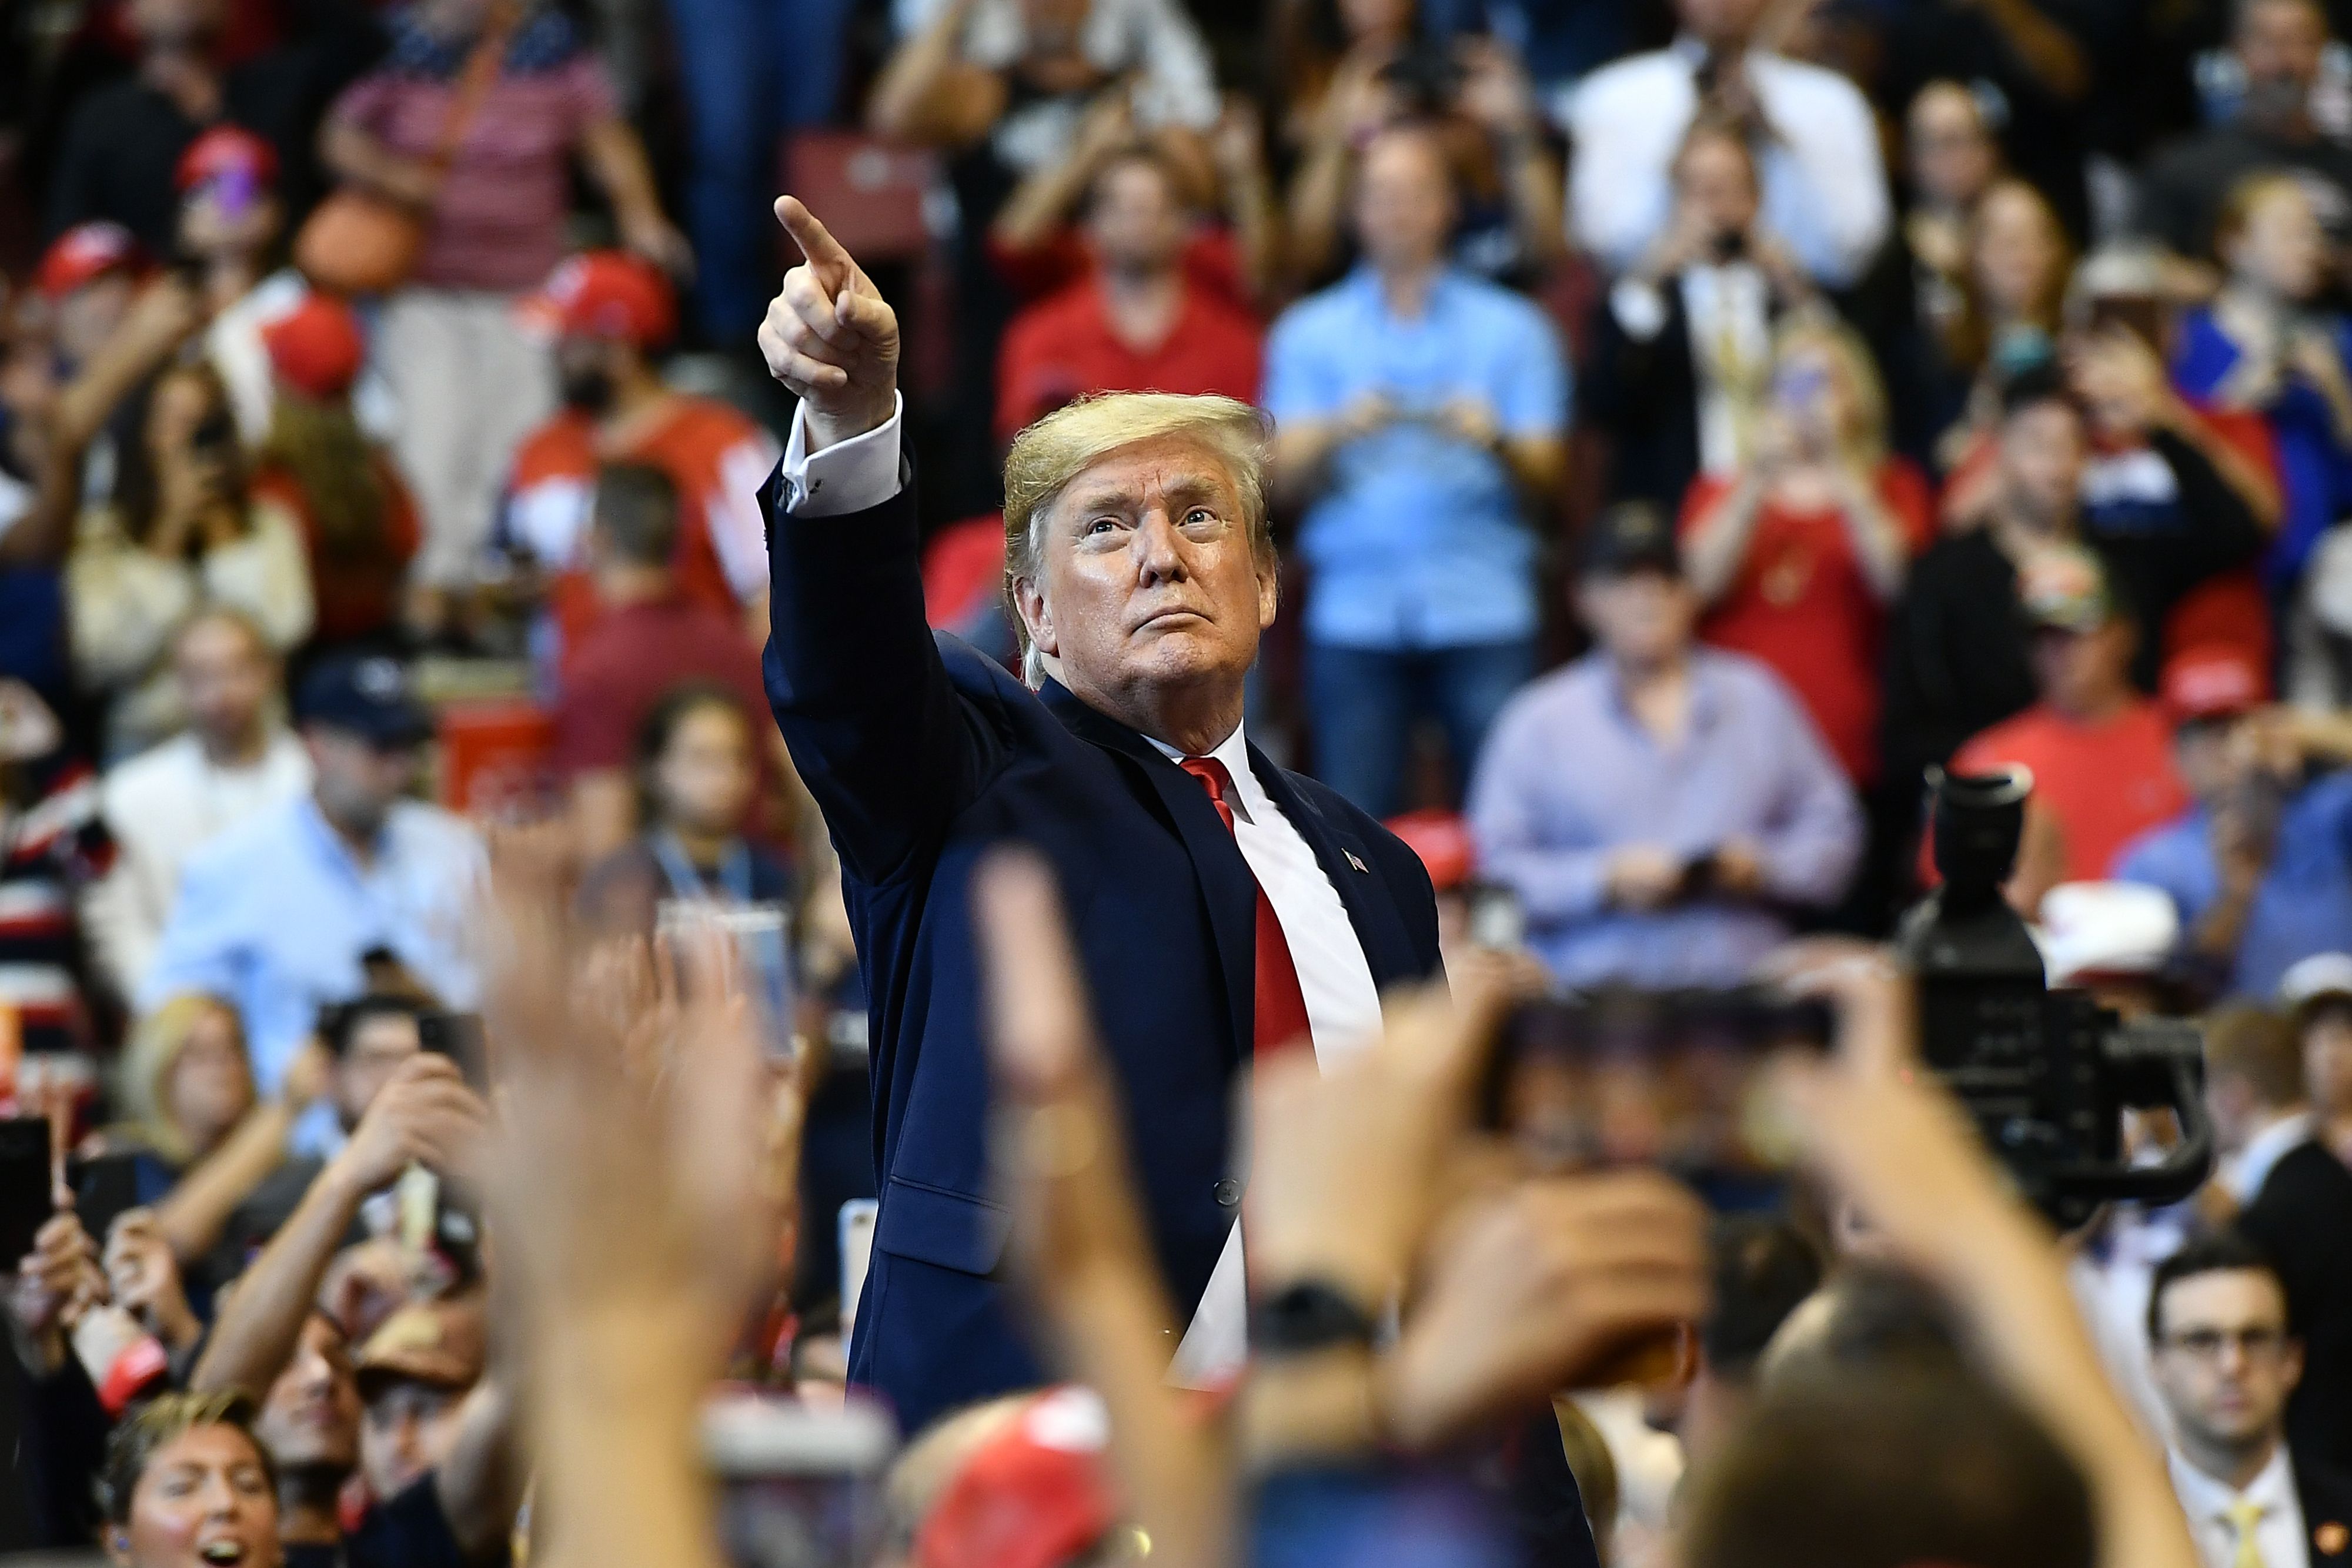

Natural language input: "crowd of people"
[2,0,2352,1561]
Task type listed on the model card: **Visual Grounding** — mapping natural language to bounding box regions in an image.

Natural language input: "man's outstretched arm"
[759,198,1001,884]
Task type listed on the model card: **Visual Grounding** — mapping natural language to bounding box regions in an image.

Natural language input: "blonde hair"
[1001,392,1276,688]
[118,993,248,1165]
[1773,315,1892,467]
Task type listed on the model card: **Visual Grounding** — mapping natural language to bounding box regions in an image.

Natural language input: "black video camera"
[1895,768,2214,1228]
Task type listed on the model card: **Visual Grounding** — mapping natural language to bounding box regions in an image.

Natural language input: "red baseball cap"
[262,293,367,400]
[36,222,142,300]
[517,250,676,347]
[1385,809,1475,892]
[176,126,279,194]
[2160,643,2266,723]
[914,1388,1116,1568]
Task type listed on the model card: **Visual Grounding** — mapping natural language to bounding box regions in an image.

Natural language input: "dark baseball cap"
[1581,502,1683,580]
[295,654,433,749]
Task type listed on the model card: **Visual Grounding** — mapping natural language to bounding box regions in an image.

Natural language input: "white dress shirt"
[2171,1443,2308,1568]
[778,400,1387,1383]
[83,729,312,995]
[1568,38,1889,288]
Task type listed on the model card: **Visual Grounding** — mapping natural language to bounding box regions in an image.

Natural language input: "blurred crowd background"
[5,0,2352,1561]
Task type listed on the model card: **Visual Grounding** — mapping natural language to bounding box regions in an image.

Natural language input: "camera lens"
[1928,766,2032,904]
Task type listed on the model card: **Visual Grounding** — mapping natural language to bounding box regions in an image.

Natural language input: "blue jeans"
[1306,638,1538,819]
[662,0,853,343]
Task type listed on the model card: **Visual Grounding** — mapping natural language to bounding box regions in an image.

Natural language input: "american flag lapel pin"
[1344,850,1369,874]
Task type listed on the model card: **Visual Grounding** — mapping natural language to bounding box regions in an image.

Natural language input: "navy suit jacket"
[760,462,1443,1438]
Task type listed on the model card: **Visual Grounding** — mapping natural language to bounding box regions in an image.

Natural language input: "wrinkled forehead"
[1045,436,1246,523]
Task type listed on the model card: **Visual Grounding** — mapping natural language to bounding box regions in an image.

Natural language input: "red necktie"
[1179,757,1313,1059]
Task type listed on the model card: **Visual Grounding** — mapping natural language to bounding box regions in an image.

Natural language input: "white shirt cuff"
[779,393,905,518]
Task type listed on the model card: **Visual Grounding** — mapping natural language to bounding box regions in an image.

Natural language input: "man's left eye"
[1185,509,1217,526]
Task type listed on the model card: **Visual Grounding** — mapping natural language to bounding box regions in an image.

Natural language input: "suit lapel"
[1247,743,1421,985]
[1041,683,1256,1068]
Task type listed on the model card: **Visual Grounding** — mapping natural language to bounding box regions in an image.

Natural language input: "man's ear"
[1013,577,1057,660]
[1256,553,1280,631]
[2285,1334,2307,1395]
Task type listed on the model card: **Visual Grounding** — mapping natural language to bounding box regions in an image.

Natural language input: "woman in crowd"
[319,0,684,639]
[106,995,323,1299]
[1279,0,1562,287]
[1679,317,1930,785]
[66,361,313,759]
[1934,177,2073,467]
[99,1393,282,1568]
[576,681,791,937]
[2171,172,2352,601]
[247,295,420,657]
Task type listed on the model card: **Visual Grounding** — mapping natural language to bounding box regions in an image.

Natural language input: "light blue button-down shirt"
[1262,266,1569,650]
[2114,771,2352,1002]
[139,793,486,1096]
[1468,649,1862,988]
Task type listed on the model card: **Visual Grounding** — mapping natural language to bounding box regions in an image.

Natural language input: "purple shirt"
[1468,648,1862,988]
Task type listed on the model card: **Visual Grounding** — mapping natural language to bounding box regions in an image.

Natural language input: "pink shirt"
[331,54,615,293]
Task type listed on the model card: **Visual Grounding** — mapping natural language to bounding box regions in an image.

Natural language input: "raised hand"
[760,197,901,452]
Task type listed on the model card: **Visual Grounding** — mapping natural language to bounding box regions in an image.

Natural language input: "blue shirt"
[139,794,486,1093]
[1468,649,1862,988]
[2171,306,2352,591]
[1263,267,1569,649]
[2113,770,2352,1001]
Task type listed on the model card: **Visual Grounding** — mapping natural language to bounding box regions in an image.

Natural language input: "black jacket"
[2244,1141,2352,1473]
[760,460,1443,1438]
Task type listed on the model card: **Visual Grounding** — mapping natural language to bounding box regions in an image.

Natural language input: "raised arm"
[758,198,1003,883]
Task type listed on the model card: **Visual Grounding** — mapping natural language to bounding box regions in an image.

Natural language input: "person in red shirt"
[547,462,777,861]
[505,250,781,657]
[993,145,1265,447]
[1679,317,1932,784]
[248,292,420,653]
[1945,544,2191,916]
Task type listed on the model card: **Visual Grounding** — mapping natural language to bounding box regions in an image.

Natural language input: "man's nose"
[1133,509,1190,583]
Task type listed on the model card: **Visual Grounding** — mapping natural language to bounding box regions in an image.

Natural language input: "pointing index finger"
[774,196,855,294]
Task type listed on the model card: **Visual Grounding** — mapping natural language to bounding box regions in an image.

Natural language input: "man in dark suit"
[2201,998,2352,1475]
[753,198,1448,1439]
[2150,1233,2352,1567]
[1582,115,1811,513]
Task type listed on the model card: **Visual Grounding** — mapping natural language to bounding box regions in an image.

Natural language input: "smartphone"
[416,1011,489,1093]
[0,1118,55,1264]
[657,902,796,1060]
[70,1152,143,1248]
[1466,882,1526,951]
[1481,988,1832,1176]
[704,1392,897,1568]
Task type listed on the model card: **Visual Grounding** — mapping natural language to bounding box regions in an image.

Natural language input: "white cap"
[2034,882,2180,987]
[2281,952,2352,1010]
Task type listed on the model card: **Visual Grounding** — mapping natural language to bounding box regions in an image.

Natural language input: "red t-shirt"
[250,453,421,645]
[503,394,781,654]
[994,277,1264,446]
[1677,460,1933,783]
[547,595,770,779]
[1947,701,2190,884]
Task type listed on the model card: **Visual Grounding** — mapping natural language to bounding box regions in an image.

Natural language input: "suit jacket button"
[1212,1178,1242,1208]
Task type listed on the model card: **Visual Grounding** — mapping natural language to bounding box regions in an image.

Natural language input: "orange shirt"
[503,394,781,656]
